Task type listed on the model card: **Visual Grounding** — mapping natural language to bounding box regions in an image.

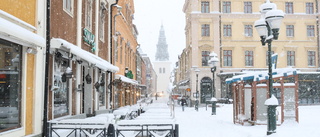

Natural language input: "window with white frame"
[307,25,315,37]
[223,1,231,13]
[244,2,252,13]
[306,2,314,14]
[201,24,210,36]
[266,51,274,66]
[244,25,252,37]
[201,1,210,13]
[287,51,295,66]
[308,51,316,66]
[202,51,210,66]
[85,0,93,30]
[53,51,70,118]
[285,2,293,14]
[99,3,107,41]
[286,25,294,37]
[63,0,73,15]
[245,50,253,66]
[223,50,232,66]
[0,39,22,131]
[223,24,232,36]
[98,73,106,106]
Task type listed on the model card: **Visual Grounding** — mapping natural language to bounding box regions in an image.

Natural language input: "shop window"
[53,51,69,118]
[99,73,106,106]
[0,39,22,131]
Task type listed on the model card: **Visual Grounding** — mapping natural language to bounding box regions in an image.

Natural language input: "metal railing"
[49,121,113,137]
[116,124,179,137]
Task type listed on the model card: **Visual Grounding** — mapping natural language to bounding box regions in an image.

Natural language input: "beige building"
[180,0,319,103]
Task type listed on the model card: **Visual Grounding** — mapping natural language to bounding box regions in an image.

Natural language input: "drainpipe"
[75,0,83,115]
[109,0,119,109]
[42,0,50,136]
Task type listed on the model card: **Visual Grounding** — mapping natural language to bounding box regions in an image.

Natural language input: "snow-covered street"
[153,96,320,137]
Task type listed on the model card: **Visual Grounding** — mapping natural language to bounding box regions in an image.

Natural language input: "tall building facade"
[154,25,171,95]
[180,0,320,103]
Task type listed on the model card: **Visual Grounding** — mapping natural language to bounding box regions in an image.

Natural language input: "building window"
[287,51,295,66]
[266,51,274,66]
[201,24,210,36]
[223,1,231,13]
[98,73,105,106]
[201,1,210,13]
[245,50,253,66]
[307,25,315,37]
[244,2,252,13]
[306,2,314,14]
[159,68,162,73]
[85,0,93,30]
[223,25,232,37]
[223,50,232,66]
[0,39,22,131]
[99,3,106,41]
[244,25,253,37]
[308,51,316,66]
[53,51,70,118]
[63,0,73,15]
[202,51,210,66]
[286,25,294,37]
[285,2,293,14]
[163,68,165,73]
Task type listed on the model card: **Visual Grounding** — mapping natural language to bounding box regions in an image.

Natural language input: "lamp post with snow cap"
[208,51,219,115]
[254,0,284,135]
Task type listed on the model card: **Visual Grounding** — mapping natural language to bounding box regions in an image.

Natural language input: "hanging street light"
[254,0,284,135]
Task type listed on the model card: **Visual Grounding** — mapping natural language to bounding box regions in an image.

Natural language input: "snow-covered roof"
[115,74,138,85]
[0,16,45,48]
[226,68,297,84]
[51,38,119,73]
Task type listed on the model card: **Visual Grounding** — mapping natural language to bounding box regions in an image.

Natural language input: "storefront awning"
[226,68,297,84]
[115,74,138,85]
[51,38,119,73]
[0,16,45,48]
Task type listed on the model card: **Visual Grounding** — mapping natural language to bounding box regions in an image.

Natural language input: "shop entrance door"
[200,77,212,103]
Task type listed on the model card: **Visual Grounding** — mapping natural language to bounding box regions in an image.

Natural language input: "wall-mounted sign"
[83,28,96,52]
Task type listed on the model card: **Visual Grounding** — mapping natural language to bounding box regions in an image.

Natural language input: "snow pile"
[265,95,279,106]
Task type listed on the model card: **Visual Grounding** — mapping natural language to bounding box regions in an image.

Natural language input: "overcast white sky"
[133,0,186,65]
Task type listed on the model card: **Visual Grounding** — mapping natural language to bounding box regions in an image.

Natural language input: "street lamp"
[208,51,219,115]
[195,68,200,111]
[254,0,284,135]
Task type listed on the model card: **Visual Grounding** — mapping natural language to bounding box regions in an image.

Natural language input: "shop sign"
[83,28,96,52]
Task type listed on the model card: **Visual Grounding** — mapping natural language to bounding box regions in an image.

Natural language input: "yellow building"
[0,0,46,136]
[112,0,140,108]
[182,0,319,102]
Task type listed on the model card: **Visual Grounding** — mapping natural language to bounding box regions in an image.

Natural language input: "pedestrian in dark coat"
[181,97,187,111]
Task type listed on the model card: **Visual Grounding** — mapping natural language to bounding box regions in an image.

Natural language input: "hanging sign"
[83,28,96,52]
[271,53,278,69]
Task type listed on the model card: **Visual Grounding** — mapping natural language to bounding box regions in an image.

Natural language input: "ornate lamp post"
[208,51,219,115]
[254,0,284,135]
[195,68,200,111]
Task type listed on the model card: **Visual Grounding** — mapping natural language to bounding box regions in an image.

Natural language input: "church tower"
[153,25,172,97]
[155,24,169,61]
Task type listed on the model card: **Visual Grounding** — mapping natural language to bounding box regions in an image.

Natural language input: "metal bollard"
[212,101,216,115]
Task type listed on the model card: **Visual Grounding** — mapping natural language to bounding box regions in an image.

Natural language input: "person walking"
[181,97,187,111]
